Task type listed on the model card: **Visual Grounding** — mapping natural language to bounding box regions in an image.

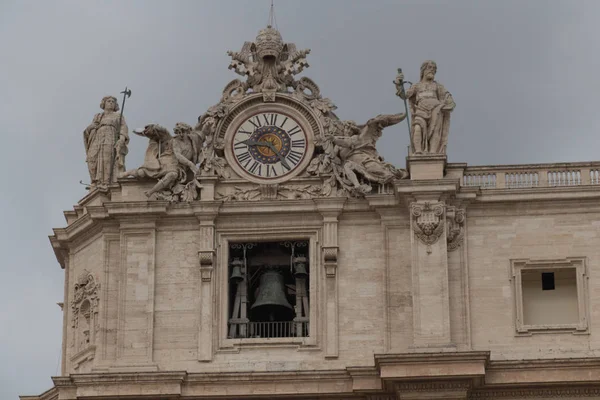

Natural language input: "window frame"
[216,229,320,352]
[510,257,589,335]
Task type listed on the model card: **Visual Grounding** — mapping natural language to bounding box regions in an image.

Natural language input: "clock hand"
[239,139,271,147]
[266,142,292,170]
[238,139,291,170]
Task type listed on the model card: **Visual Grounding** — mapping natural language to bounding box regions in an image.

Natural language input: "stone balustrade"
[460,162,600,189]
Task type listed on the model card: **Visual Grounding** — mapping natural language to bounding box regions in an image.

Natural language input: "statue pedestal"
[407,154,447,180]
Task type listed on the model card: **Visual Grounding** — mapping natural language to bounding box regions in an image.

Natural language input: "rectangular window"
[511,258,588,334]
[227,241,309,339]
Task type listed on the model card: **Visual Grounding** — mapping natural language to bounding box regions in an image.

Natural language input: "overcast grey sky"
[1,0,599,398]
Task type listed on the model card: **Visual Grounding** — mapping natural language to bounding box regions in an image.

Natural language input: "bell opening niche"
[228,241,310,339]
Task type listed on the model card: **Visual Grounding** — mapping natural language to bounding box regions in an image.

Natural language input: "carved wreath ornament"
[411,202,445,254]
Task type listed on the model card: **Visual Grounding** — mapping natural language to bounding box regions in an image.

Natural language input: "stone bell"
[250,269,293,322]
[229,258,244,283]
[293,255,308,278]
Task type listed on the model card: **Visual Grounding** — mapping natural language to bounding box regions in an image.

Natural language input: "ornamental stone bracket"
[323,246,338,277]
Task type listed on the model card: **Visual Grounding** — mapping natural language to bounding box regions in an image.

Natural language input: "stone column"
[315,198,346,359]
[195,202,221,362]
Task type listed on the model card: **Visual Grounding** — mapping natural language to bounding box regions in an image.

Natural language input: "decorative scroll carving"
[447,207,465,251]
[227,26,311,101]
[71,270,100,353]
[323,246,338,277]
[198,250,214,267]
[411,202,445,254]
[216,184,323,201]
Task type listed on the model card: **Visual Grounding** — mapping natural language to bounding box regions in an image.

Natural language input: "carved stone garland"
[411,202,445,254]
[446,207,465,251]
[71,270,100,353]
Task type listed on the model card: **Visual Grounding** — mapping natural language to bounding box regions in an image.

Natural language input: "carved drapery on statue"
[83,96,129,188]
[396,60,455,155]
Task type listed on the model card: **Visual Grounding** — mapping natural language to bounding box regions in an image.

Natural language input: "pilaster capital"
[314,197,347,218]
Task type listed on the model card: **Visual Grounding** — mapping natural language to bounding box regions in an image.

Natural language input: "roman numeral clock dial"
[228,111,311,183]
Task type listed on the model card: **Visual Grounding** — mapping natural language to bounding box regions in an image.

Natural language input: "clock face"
[231,111,309,180]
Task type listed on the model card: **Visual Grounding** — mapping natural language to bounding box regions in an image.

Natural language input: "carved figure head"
[255,25,284,60]
[100,96,119,112]
[174,122,192,137]
[420,60,437,81]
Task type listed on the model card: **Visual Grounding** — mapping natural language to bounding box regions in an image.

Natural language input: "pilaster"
[315,197,346,359]
[397,156,459,349]
[195,201,222,362]
[114,219,157,370]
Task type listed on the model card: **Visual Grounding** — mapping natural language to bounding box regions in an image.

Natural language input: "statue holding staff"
[83,95,129,188]
[395,61,455,155]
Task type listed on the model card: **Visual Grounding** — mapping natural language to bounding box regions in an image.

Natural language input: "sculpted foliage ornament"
[411,202,445,254]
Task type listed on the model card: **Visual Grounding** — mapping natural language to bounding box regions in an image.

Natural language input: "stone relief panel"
[70,269,100,370]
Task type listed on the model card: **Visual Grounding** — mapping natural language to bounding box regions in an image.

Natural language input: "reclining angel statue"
[308,113,408,196]
[118,123,202,199]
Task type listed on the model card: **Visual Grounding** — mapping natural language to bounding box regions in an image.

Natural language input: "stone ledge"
[374,351,489,383]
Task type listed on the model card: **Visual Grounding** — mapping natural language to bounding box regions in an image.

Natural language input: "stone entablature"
[23,354,600,399]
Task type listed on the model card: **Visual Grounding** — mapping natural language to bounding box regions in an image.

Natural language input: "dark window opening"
[227,241,309,339]
[541,272,555,290]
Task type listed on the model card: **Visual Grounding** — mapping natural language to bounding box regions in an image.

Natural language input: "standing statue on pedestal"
[83,96,129,188]
[395,61,455,155]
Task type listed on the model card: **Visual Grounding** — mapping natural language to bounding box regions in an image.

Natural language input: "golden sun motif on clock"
[231,111,309,180]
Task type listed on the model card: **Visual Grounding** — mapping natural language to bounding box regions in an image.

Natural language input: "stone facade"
[22,24,600,400]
